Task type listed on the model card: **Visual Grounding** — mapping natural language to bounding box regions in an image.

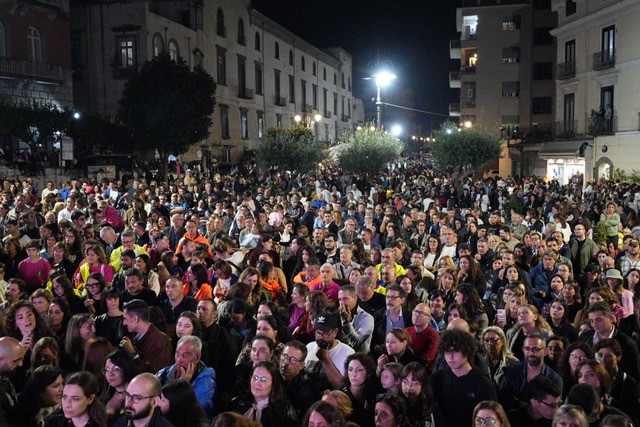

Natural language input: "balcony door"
[602,26,615,61]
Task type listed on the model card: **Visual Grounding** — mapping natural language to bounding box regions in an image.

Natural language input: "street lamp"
[374,71,396,131]
[294,113,322,135]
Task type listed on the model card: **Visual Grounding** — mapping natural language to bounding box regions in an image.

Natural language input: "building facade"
[70,0,364,165]
[550,0,640,183]
[0,0,73,107]
[449,0,557,178]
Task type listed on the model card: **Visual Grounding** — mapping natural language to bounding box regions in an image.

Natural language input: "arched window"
[216,8,225,36]
[0,20,6,57]
[27,26,42,62]
[274,42,279,59]
[301,55,305,71]
[168,39,179,61]
[254,32,261,51]
[152,33,164,57]
[289,49,293,66]
[237,19,245,45]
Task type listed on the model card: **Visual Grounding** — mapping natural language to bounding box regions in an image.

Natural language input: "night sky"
[252,0,461,131]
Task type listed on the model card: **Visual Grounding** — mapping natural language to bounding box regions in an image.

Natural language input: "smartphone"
[497,309,506,324]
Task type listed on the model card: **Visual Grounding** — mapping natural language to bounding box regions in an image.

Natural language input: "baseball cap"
[313,313,339,332]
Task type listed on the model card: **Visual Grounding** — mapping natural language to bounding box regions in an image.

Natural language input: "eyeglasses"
[535,399,560,410]
[86,282,100,289]
[548,345,563,353]
[122,392,156,404]
[412,310,429,317]
[483,337,501,343]
[523,346,544,353]
[475,417,499,426]
[251,375,272,383]
[122,240,134,244]
[103,366,123,375]
[281,354,302,364]
[570,353,588,361]
[386,295,402,300]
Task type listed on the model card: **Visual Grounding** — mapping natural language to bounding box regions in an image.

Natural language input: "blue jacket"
[528,263,557,309]
[156,361,216,418]
[498,360,563,411]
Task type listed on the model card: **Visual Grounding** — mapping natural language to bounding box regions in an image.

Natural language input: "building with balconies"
[0,0,73,107]
[550,0,640,183]
[70,0,363,165]
[449,0,557,178]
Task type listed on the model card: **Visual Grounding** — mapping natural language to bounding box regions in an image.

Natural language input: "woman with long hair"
[351,238,369,266]
[399,362,435,426]
[302,401,347,427]
[98,349,139,420]
[234,335,278,396]
[31,337,60,370]
[49,243,75,281]
[293,290,328,344]
[624,268,640,295]
[45,371,107,427]
[397,275,422,312]
[184,263,213,301]
[74,243,113,290]
[61,313,96,372]
[374,393,409,427]
[236,316,284,365]
[47,297,70,347]
[423,235,442,272]
[62,228,83,268]
[134,254,160,296]
[4,236,26,279]
[288,283,309,332]
[559,342,594,398]
[409,221,429,253]
[561,280,583,324]
[157,250,182,285]
[457,255,486,293]
[51,275,85,315]
[472,400,512,427]
[82,338,113,396]
[82,272,108,316]
[377,328,416,368]
[505,304,551,361]
[456,283,489,330]
[238,267,268,307]
[546,299,579,342]
[342,353,377,426]
[93,286,125,347]
[158,380,208,427]
[6,299,52,375]
[10,365,64,427]
[437,267,458,307]
[230,360,297,427]
[428,290,448,332]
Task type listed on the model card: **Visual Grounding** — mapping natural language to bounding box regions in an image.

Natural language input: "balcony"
[302,104,313,113]
[449,103,461,117]
[461,65,476,75]
[238,88,254,99]
[517,125,552,142]
[450,40,461,59]
[449,71,461,88]
[0,56,64,82]
[274,96,286,106]
[324,110,332,118]
[557,61,576,80]
[588,116,617,135]
[552,120,578,138]
[593,49,615,71]
[461,99,476,108]
[341,114,349,122]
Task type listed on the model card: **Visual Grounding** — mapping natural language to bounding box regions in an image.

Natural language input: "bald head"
[129,372,162,396]
[0,336,25,374]
[446,317,470,333]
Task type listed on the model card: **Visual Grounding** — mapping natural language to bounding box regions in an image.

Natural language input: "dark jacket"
[284,369,322,420]
[113,409,175,427]
[230,395,297,427]
[45,414,105,427]
[498,361,563,411]
[371,307,413,357]
[135,324,173,373]
[578,328,640,381]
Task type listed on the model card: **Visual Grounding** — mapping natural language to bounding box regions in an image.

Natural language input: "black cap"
[313,312,339,332]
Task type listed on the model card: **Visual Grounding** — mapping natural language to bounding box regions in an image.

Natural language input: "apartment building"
[550,0,640,183]
[0,0,73,107]
[449,0,557,178]
[70,0,363,165]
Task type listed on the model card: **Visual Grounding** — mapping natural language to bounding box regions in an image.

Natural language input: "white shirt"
[305,340,354,376]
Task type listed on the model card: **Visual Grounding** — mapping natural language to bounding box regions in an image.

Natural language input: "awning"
[538,139,592,159]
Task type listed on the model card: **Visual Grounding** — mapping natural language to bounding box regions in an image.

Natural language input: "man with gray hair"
[338,285,374,353]
[156,335,216,418]
[311,263,340,303]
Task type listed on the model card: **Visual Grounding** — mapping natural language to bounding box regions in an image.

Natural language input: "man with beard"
[279,340,320,419]
[114,373,172,426]
[498,334,563,411]
[0,337,25,423]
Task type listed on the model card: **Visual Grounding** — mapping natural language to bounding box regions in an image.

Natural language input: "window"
[289,49,293,66]
[255,62,263,95]
[348,99,351,118]
[312,62,316,76]
[237,55,246,95]
[301,80,307,108]
[288,75,295,103]
[0,20,7,57]
[502,81,520,98]
[257,111,264,138]
[602,26,615,55]
[565,40,575,63]
[333,73,337,85]
[533,62,553,80]
[220,105,230,139]
[274,69,281,100]
[168,40,179,61]
[276,114,282,128]
[348,77,351,92]
[254,32,261,51]
[152,33,164,57]
[216,46,226,85]
[312,84,318,109]
[341,74,345,89]
[240,108,249,139]
[216,8,226,37]
[333,92,337,117]
[532,97,552,114]
[194,49,204,68]
[502,47,520,64]
[600,86,614,112]
[566,0,576,16]
[563,94,575,129]
[534,28,553,45]
[323,88,328,115]
[301,55,305,71]
[114,35,136,74]
[534,0,551,9]
[27,26,42,63]
[323,67,326,80]
[237,19,245,45]
[274,42,279,59]
[502,15,521,31]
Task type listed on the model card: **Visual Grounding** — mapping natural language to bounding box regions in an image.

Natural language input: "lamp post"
[374,71,397,131]
[294,113,322,136]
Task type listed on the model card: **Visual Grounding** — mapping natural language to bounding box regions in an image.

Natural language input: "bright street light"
[375,71,397,88]
[391,124,402,136]
[464,120,472,128]
[370,70,397,131]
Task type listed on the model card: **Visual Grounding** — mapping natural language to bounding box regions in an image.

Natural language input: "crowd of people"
[0,158,640,427]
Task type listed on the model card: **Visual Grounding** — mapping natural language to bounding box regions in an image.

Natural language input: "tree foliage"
[0,99,69,148]
[431,122,502,181]
[335,128,404,174]
[117,53,216,172]
[255,126,329,175]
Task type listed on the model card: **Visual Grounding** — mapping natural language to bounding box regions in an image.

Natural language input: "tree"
[0,99,69,150]
[117,53,216,180]
[255,126,328,175]
[431,122,502,182]
[335,127,403,174]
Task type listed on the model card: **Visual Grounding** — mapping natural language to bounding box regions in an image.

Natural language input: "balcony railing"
[0,56,64,82]
[552,120,578,138]
[593,49,615,71]
[461,99,476,108]
[461,65,476,75]
[518,125,553,142]
[588,116,617,135]
[238,88,254,99]
[557,61,576,80]
[449,103,461,116]
[274,96,286,106]
[449,71,461,88]
[324,110,332,118]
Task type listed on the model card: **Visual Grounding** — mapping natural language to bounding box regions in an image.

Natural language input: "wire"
[379,102,450,118]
